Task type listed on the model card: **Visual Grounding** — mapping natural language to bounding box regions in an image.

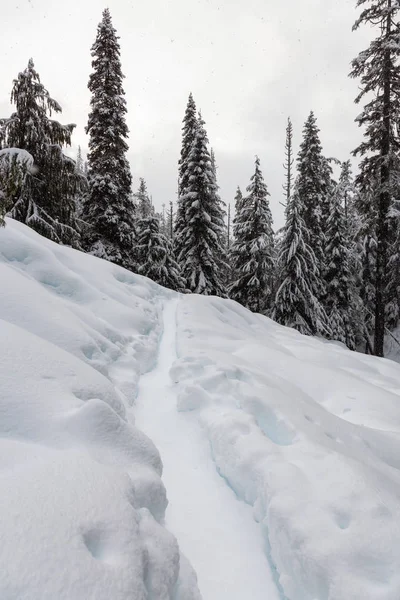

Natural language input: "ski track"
[134,298,280,600]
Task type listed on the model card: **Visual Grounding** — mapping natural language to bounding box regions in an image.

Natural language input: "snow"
[134,299,278,600]
[0,219,199,600]
[2,218,400,599]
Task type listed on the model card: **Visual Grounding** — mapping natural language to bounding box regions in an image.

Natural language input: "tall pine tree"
[350,0,400,355]
[174,93,197,260]
[282,117,294,205]
[82,9,135,270]
[177,115,226,296]
[229,157,274,313]
[0,59,80,245]
[272,179,329,336]
[296,111,327,303]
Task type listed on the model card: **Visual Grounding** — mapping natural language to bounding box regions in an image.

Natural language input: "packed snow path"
[134,298,280,600]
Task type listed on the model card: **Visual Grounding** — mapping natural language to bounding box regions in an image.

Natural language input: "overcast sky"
[1,0,370,227]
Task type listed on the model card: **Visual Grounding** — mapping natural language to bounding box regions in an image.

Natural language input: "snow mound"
[175,294,400,600]
[0,219,200,600]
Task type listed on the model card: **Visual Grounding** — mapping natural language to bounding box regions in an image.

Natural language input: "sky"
[1,0,371,228]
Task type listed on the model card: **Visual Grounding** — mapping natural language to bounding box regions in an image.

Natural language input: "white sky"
[1,0,370,228]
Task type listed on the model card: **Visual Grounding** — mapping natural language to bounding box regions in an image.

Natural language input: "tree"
[135,178,152,218]
[136,211,185,291]
[82,9,135,270]
[0,59,81,245]
[165,201,174,239]
[177,115,226,296]
[282,117,294,205]
[296,111,327,302]
[324,182,357,349]
[350,0,400,355]
[174,93,198,259]
[272,180,329,336]
[229,157,275,313]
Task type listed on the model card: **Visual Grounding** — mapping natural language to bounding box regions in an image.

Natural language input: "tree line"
[0,1,398,358]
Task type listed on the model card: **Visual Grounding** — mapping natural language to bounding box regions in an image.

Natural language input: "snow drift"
[1,218,400,600]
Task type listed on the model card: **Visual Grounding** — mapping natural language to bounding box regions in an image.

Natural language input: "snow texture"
[0,219,199,600]
[2,219,400,600]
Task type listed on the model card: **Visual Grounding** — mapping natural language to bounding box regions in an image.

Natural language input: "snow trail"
[134,298,280,600]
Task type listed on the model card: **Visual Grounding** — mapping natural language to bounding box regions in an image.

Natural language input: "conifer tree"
[165,201,174,239]
[324,182,357,349]
[0,59,80,245]
[82,9,134,269]
[296,111,327,301]
[136,178,152,218]
[229,157,274,313]
[272,180,329,335]
[177,115,226,296]
[174,93,197,259]
[350,0,400,355]
[136,211,185,291]
[283,117,294,205]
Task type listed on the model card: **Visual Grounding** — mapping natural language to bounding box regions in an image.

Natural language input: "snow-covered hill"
[1,219,400,600]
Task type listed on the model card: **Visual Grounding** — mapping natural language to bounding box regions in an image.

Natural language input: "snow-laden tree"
[174,93,197,259]
[82,9,135,270]
[272,179,329,336]
[324,182,357,349]
[135,178,152,219]
[229,157,274,313]
[136,211,185,292]
[0,59,81,245]
[350,0,400,355]
[177,115,226,296]
[296,111,327,301]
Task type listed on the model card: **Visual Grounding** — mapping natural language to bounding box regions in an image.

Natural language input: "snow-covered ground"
[2,218,400,600]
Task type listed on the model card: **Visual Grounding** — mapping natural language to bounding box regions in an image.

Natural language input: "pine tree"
[229,157,275,313]
[174,93,197,259]
[135,178,152,218]
[0,59,80,245]
[282,117,294,205]
[136,211,185,291]
[82,9,134,269]
[177,115,226,296]
[350,0,400,356]
[165,200,174,239]
[272,180,329,336]
[324,182,357,349]
[296,111,327,301]
[75,146,84,175]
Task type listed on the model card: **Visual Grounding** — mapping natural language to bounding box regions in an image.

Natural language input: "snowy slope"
[0,219,200,600]
[2,219,400,600]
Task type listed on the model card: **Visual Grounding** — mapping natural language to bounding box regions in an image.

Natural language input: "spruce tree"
[82,9,135,269]
[177,115,226,296]
[282,117,294,205]
[165,200,174,239]
[136,211,185,291]
[174,93,197,259]
[350,0,400,355]
[0,59,80,245]
[229,157,275,313]
[324,183,356,349]
[272,180,329,336]
[296,111,327,301]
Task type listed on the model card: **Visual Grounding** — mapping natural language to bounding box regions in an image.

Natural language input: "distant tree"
[282,117,294,205]
[135,178,152,218]
[177,114,226,296]
[82,9,135,269]
[350,0,400,355]
[75,146,84,174]
[165,200,174,239]
[229,157,274,313]
[272,179,329,336]
[0,59,81,245]
[136,211,185,291]
[174,93,197,259]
